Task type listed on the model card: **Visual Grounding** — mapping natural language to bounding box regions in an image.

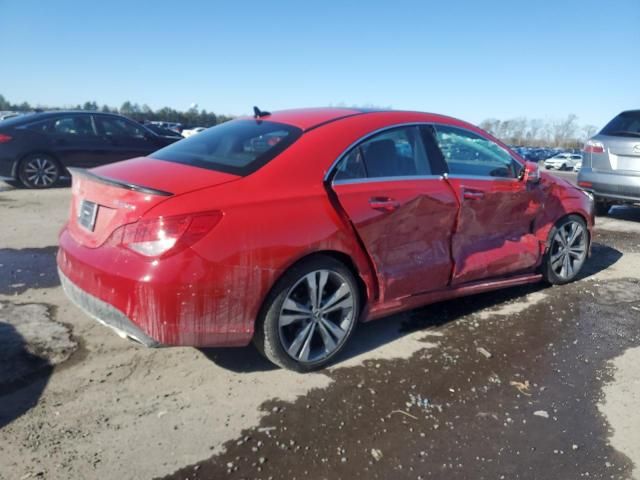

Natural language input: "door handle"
[463,190,484,200]
[368,197,400,212]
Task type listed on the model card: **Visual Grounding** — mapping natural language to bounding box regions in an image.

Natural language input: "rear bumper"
[59,268,161,347]
[57,227,257,347]
[578,168,640,203]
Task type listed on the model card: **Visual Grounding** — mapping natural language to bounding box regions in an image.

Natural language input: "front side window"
[334,126,431,181]
[51,115,96,137]
[97,116,147,139]
[433,125,519,178]
[151,119,302,176]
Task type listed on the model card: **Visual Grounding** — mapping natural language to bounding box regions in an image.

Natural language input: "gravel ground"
[1,174,639,480]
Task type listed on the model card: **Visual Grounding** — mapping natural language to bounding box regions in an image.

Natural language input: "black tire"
[18,153,61,189]
[542,215,589,285]
[594,201,610,216]
[254,255,361,372]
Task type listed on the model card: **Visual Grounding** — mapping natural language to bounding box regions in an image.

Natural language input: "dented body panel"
[57,108,594,348]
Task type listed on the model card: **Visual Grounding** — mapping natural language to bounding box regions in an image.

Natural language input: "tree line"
[478,115,598,149]
[0,94,233,127]
[0,94,599,147]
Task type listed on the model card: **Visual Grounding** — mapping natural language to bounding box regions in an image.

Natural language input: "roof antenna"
[253,106,271,118]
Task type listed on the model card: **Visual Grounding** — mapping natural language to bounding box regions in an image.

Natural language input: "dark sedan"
[0,111,181,188]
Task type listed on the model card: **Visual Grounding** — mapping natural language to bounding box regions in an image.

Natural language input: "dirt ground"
[1,175,639,480]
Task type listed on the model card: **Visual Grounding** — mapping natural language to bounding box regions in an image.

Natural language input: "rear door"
[330,125,458,302]
[94,115,161,163]
[430,124,544,285]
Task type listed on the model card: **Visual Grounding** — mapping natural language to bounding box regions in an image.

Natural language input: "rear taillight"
[0,134,13,143]
[583,140,604,154]
[109,211,223,257]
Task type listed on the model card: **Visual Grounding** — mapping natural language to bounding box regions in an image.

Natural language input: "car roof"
[244,107,481,132]
[6,110,131,123]
[250,108,365,131]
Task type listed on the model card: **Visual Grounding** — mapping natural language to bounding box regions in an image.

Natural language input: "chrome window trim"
[333,174,444,186]
[446,174,521,182]
[324,121,524,185]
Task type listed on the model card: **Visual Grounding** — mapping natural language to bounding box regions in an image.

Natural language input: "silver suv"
[578,110,640,215]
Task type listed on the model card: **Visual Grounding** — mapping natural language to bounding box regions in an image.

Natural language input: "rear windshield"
[151,119,302,175]
[601,111,640,137]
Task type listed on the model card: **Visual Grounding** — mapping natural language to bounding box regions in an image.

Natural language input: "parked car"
[544,153,582,170]
[0,111,22,121]
[573,160,582,172]
[143,122,184,140]
[0,111,181,188]
[57,108,594,371]
[148,121,183,134]
[181,127,207,138]
[578,109,640,215]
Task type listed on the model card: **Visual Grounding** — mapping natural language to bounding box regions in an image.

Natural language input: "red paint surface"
[57,109,594,347]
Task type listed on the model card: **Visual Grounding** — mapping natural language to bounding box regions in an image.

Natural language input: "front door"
[331,125,458,302]
[429,124,544,285]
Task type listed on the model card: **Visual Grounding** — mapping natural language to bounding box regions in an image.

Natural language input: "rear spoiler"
[68,168,173,197]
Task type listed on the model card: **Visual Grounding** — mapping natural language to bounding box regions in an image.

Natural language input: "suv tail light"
[109,211,223,257]
[584,140,604,154]
[0,134,13,143]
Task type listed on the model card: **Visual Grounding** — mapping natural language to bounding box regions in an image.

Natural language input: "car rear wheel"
[18,154,61,188]
[542,215,589,285]
[594,201,610,216]
[254,255,360,371]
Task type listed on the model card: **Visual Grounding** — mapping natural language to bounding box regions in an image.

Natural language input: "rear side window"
[334,126,431,181]
[433,125,519,178]
[600,111,640,137]
[22,119,54,133]
[151,119,302,176]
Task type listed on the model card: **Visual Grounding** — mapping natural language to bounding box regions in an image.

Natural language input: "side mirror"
[522,161,541,184]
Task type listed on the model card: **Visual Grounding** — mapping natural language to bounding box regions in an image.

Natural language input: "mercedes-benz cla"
[57,108,594,371]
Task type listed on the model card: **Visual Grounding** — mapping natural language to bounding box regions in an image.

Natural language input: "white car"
[573,160,582,172]
[544,153,582,171]
[181,127,206,138]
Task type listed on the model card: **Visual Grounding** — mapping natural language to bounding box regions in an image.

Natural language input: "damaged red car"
[57,108,594,371]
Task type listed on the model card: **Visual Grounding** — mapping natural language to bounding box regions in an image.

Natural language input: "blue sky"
[1,0,638,127]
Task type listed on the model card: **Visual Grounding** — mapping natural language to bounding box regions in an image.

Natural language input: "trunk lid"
[67,157,240,248]
[595,134,640,172]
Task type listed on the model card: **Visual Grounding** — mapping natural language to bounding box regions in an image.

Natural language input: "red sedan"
[57,108,594,371]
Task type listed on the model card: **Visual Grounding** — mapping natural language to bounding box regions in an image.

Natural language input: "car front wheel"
[254,255,361,371]
[542,215,589,285]
[18,154,61,188]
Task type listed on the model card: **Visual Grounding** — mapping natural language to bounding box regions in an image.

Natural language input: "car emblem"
[634,144,640,154]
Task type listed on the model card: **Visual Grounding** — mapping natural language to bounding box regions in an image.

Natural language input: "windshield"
[151,119,302,175]
[600,111,640,137]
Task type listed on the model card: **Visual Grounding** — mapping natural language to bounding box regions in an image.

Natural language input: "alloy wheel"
[549,220,587,281]
[278,269,355,364]
[23,157,59,187]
